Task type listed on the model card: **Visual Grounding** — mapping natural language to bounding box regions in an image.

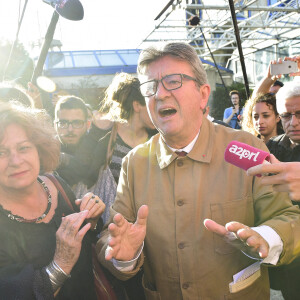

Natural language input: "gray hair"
[137,42,208,86]
[276,81,300,105]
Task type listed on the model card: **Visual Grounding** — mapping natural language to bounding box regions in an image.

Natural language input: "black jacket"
[267,133,300,162]
[56,124,111,187]
[266,133,300,300]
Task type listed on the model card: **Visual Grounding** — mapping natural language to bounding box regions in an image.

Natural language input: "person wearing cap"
[96,42,300,300]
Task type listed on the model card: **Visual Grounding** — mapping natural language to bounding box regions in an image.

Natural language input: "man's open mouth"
[159,108,177,117]
[64,134,76,138]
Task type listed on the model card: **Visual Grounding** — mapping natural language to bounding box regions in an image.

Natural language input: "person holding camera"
[223,90,243,129]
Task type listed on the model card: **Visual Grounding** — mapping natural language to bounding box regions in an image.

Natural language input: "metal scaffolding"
[139,0,300,84]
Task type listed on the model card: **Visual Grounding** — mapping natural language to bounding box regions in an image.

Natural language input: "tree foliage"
[70,76,104,109]
[0,39,34,87]
[210,82,252,121]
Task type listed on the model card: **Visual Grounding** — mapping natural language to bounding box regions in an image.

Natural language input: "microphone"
[224,141,270,172]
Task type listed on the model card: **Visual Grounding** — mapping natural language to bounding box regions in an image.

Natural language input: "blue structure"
[44,49,233,77]
[44,49,140,77]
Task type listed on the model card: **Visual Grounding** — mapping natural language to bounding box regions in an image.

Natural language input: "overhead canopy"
[44,49,141,76]
[44,48,233,76]
[140,0,300,74]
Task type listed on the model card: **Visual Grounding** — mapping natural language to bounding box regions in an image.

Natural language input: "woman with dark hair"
[242,93,283,143]
[75,72,155,222]
[67,72,156,300]
[0,102,105,299]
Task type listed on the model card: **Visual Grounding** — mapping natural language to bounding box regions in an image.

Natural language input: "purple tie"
[175,151,187,157]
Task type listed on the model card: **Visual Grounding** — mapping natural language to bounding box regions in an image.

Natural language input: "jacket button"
[182,283,189,289]
[178,242,185,249]
[177,161,183,167]
[177,200,184,206]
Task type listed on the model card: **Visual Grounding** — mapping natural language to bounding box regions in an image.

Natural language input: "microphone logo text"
[228,144,260,161]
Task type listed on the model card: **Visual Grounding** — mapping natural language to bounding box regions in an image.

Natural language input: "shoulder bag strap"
[44,176,117,299]
[44,173,74,212]
[103,122,118,170]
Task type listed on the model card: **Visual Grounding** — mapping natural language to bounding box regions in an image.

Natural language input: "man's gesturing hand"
[105,205,148,261]
[204,219,269,259]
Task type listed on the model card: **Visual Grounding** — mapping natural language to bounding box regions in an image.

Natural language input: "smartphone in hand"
[270,60,298,76]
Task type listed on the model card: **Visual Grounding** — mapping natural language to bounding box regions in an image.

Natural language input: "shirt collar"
[156,118,214,169]
[167,131,200,154]
[279,134,293,148]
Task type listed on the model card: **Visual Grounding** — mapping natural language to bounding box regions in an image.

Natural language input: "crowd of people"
[1,42,300,300]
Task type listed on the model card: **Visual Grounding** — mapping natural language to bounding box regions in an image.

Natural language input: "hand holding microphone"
[247,155,300,201]
[224,140,300,201]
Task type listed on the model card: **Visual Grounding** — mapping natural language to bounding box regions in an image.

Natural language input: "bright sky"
[0,0,170,52]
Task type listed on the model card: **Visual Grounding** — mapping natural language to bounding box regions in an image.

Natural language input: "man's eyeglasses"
[139,73,198,97]
[56,120,86,129]
[279,112,300,121]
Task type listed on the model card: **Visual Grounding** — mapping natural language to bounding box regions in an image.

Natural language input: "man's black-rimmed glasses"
[139,73,198,97]
[279,112,300,121]
[56,120,86,129]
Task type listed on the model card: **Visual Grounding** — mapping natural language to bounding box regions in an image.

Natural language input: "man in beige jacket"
[96,42,300,299]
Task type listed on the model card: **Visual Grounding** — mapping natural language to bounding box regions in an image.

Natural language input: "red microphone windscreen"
[224,141,270,171]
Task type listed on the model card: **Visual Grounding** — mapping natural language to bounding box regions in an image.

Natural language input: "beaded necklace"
[6,177,52,223]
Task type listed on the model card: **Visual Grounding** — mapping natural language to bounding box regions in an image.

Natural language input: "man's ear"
[199,84,211,110]
[86,119,92,131]
[276,114,281,123]
[132,101,141,113]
